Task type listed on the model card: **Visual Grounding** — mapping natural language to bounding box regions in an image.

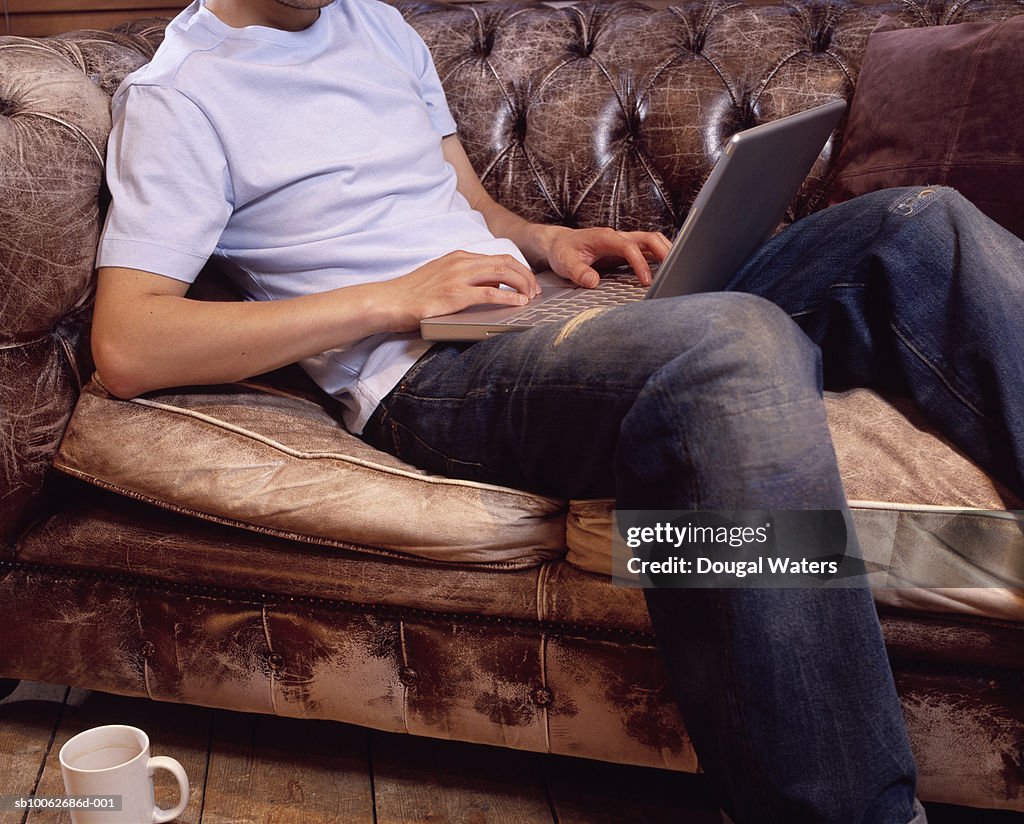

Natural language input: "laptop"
[421,98,846,342]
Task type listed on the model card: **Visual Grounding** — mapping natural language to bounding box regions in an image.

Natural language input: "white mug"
[59,725,189,824]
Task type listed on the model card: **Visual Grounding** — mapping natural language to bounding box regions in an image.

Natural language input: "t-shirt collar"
[197,0,332,47]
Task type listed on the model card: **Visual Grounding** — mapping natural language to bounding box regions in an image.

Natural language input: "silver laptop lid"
[647,98,847,298]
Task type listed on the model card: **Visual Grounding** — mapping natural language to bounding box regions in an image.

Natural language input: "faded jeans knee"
[615,292,844,510]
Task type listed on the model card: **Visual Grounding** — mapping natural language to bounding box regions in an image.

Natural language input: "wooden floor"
[1,682,1020,824]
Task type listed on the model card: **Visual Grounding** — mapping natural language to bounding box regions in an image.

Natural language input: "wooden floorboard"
[199,710,374,824]
[371,731,554,824]
[0,682,69,824]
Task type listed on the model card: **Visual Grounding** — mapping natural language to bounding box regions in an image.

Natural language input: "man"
[92,0,1024,821]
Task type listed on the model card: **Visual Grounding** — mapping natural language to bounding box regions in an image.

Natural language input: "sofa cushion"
[57,376,1023,620]
[55,377,566,568]
[826,15,1024,238]
[566,389,1024,622]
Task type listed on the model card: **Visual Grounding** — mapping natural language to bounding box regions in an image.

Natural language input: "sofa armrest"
[0,39,115,544]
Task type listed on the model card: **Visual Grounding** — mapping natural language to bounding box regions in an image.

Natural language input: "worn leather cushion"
[826,15,1024,238]
[567,388,1024,621]
[55,378,566,568]
[57,376,1023,620]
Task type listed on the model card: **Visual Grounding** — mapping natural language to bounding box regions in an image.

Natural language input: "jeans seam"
[389,414,485,470]
[889,321,987,420]
[788,283,866,321]
[716,595,777,822]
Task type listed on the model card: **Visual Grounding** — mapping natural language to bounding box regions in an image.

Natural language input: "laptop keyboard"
[504,274,648,326]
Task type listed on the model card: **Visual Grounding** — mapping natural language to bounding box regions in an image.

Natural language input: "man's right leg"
[361,292,922,823]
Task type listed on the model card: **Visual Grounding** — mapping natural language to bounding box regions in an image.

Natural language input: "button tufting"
[139,641,156,659]
[514,112,528,142]
[398,666,418,686]
[267,652,285,672]
[811,29,833,53]
[531,686,553,707]
[473,31,494,58]
[571,37,593,59]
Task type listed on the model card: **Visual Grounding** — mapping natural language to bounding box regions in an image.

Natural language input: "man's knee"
[685,292,822,392]
[829,185,973,231]
[885,185,970,220]
[618,292,841,509]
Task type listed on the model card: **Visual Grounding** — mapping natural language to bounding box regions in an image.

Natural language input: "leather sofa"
[1,0,1022,812]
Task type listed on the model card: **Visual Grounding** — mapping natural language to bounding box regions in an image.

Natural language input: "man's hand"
[442,135,671,288]
[542,226,672,288]
[382,249,541,330]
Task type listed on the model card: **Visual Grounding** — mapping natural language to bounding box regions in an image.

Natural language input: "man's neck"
[205,0,321,32]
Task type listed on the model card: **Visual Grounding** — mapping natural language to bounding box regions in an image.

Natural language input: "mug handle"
[148,756,190,823]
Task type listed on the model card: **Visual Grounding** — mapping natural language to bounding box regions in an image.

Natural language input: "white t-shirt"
[97,0,527,432]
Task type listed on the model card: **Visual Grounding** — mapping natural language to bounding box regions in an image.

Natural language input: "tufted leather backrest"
[404,0,1024,233]
[0,1,1021,545]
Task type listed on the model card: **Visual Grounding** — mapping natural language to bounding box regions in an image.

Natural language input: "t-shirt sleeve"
[97,84,234,283]
[396,17,458,137]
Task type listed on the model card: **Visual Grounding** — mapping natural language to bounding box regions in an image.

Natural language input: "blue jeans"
[361,187,1022,822]
[728,186,1024,497]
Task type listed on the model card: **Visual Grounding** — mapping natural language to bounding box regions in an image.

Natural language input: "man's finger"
[611,235,654,286]
[567,261,600,288]
[466,256,540,298]
[499,254,541,297]
[623,230,672,261]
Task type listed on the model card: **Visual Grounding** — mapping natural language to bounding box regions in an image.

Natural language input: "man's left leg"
[727,186,1024,497]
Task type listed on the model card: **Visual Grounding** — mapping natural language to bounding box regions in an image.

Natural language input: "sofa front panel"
[263,605,408,733]
[0,567,147,692]
[2,559,1023,806]
[544,633,697,771]
[896,667,1024,810]
[400,621,550,750]
[135,592,281,714]
[18,489,1024,673]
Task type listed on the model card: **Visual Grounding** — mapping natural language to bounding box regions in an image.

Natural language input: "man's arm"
[92,250,539,400]
[441,135,672,287]
[94,137,663,401]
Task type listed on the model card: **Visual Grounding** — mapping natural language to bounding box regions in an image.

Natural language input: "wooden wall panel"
[3,2,186,37]
[6,0,180,11]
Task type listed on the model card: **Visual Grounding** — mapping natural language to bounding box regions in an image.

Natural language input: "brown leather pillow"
[826,15,1024,238]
